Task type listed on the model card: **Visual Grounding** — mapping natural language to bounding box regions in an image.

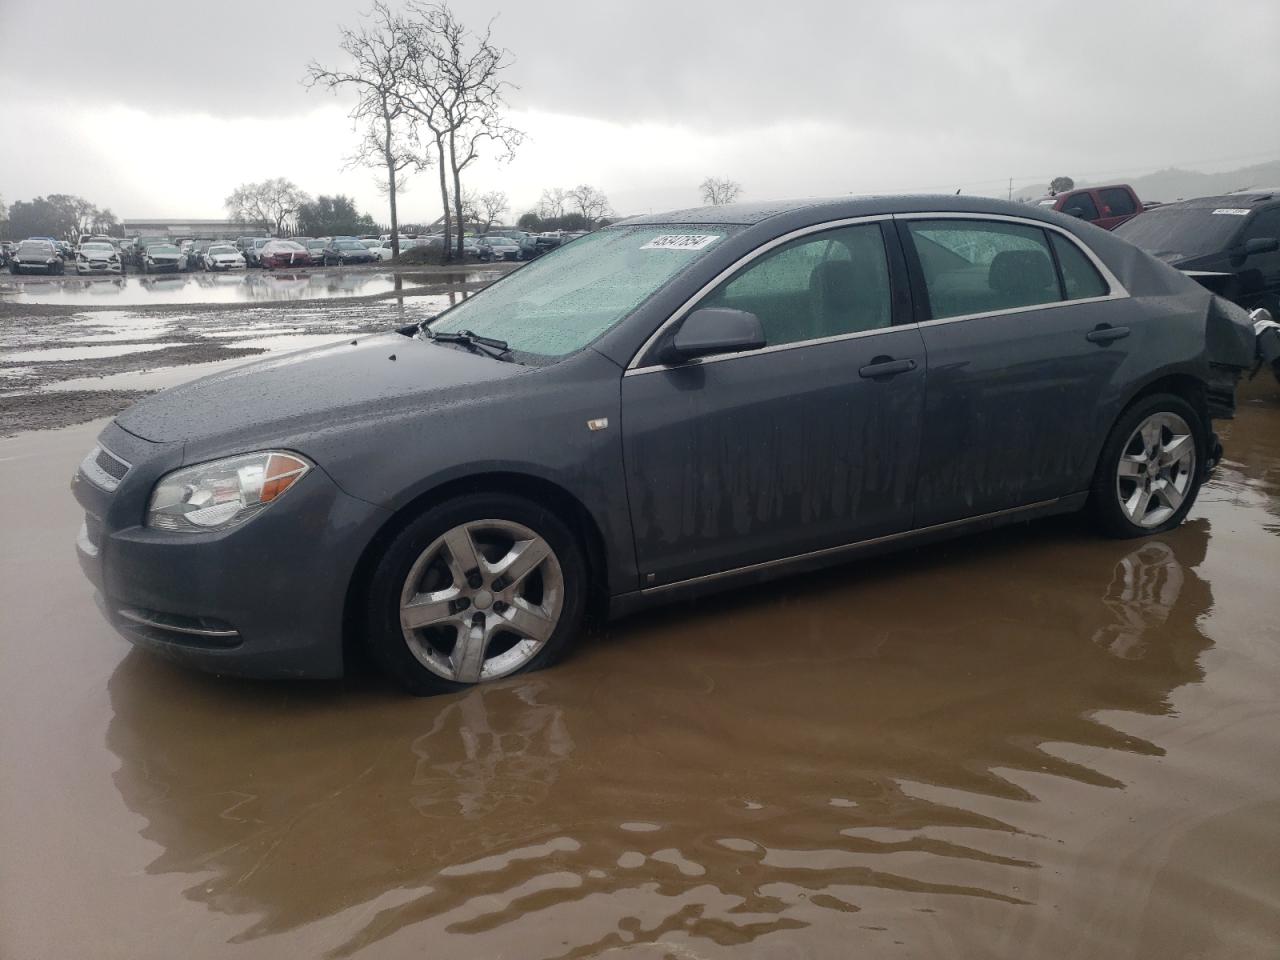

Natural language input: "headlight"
[147,451,311,533]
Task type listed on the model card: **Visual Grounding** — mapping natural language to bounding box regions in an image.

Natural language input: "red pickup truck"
[1035,184,1146,230]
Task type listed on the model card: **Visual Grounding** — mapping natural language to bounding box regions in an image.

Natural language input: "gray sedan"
[72,195,1258,694]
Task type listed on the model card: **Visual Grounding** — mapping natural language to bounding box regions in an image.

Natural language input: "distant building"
[121,218,266,240]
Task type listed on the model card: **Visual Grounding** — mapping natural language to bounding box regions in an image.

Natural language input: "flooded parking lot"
[2,379,1279,957]
[0,267,500,307]
[0,265,509,435]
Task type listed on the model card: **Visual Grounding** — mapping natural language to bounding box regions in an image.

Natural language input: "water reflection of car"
[201,243,246,271]
[72,195,1261,695]
[75,241,122,274]
[10,239,65,274]
[476,235,521,262]
[322,238,376,266]
[260,239,311,270]
[140,243,184,274]
[1114,192,1280,314]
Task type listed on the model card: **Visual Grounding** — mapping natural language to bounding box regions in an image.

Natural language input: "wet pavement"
[0,268,505,435]
[2,379,1279,959]
[0,267,500,307]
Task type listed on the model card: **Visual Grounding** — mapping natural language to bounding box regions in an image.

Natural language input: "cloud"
[2,0,1278,221]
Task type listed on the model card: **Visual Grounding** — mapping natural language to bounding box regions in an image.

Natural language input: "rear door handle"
[858,357,917,379]
[1086,324,1130,344]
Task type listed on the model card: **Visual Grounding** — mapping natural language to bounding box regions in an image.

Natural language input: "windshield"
[335,240,365,250]
[149,245,179,255]
[81,243,114,253]
[1114,207,1247,260]
[208,245,235,254]
[428,225,738,357]
[18,241,52,255]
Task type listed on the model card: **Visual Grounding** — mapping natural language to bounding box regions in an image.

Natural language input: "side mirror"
[1065,207,1089,219]
[1243,236,1279,257]
[662,307,766,364]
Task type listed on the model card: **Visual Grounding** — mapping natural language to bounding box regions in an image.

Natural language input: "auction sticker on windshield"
[1211,208,1251,216]
[641,234,721,251]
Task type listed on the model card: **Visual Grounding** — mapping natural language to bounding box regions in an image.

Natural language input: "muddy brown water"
[2,383,1279,959]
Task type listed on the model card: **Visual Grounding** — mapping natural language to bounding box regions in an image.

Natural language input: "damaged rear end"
[1203,295,1261,418]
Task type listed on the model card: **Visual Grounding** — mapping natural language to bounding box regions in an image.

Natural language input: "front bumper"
[77,261,122,274]
[72,423,390,678]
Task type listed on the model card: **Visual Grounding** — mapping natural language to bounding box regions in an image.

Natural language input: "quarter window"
[1050,233,1109,300]
[1098,188,1137,217]
[906,219,1061,318]
[700,224,892,346]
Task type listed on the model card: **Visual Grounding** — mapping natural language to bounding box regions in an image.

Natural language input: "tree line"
[2,194,120,242]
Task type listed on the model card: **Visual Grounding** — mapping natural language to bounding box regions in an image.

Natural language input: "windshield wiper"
[425,328,513,361]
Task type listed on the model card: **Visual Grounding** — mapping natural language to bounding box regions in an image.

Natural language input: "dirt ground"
[2,273,1279,958]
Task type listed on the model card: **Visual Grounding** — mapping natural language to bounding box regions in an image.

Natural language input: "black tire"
[1090,392,1206,539]
[363,492,589,696]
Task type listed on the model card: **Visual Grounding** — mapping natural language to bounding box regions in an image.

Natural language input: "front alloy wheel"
[365,493,587,695]
[399,519,563,683]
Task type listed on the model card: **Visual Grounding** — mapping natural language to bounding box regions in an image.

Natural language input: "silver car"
[75,241,123,275]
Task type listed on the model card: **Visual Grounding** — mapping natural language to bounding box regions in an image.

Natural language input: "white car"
[75,241,122,275]
[373,238,419,261]
[201,243,246,271]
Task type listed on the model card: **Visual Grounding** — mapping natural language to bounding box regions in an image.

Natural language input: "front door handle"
[1086,324,1131,344]
[858,357,917,379]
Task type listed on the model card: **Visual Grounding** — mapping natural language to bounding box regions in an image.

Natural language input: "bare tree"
[537,187,568,220]
[1049,176,1075,195]
[567,184,612,227]
[306,2,427,260]
[225,179,310,236]
[476,190,508,233]
[699,176,743,206]
[400,3,523,261]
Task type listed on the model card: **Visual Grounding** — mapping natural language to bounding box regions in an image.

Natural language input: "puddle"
[0,270,481,306]
[44,356,267,392]
[0,342,188,363]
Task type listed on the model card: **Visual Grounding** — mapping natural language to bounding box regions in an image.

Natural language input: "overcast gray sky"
[2,0,1277,223]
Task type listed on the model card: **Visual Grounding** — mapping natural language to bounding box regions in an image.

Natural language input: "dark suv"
[1114,192,1280,313]
[72,195,1258,694]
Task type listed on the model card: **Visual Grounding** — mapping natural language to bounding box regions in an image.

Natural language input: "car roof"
[1153,191,1277,209]
[618,193,1081,228]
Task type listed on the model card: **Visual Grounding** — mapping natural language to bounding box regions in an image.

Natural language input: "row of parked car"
[0,227,584,276]
[1037,183,1280,315]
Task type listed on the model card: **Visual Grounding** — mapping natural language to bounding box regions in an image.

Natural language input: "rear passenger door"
[898,215,1132,527]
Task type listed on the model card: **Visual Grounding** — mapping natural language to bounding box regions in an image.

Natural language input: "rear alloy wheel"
[1092,394,1205,538]
[365,494,587,695]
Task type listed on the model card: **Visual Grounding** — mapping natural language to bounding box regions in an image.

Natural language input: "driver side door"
[620,220,926,588]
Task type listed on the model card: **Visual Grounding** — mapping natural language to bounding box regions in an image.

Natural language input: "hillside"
[1013,159,1280,203]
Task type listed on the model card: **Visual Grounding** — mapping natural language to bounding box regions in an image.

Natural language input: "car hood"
[115,331,527,447]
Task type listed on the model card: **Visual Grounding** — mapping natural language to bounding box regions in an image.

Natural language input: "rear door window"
[1098,188,1138,217]
[1060,192,1100,220]
[905,219,1062,318]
